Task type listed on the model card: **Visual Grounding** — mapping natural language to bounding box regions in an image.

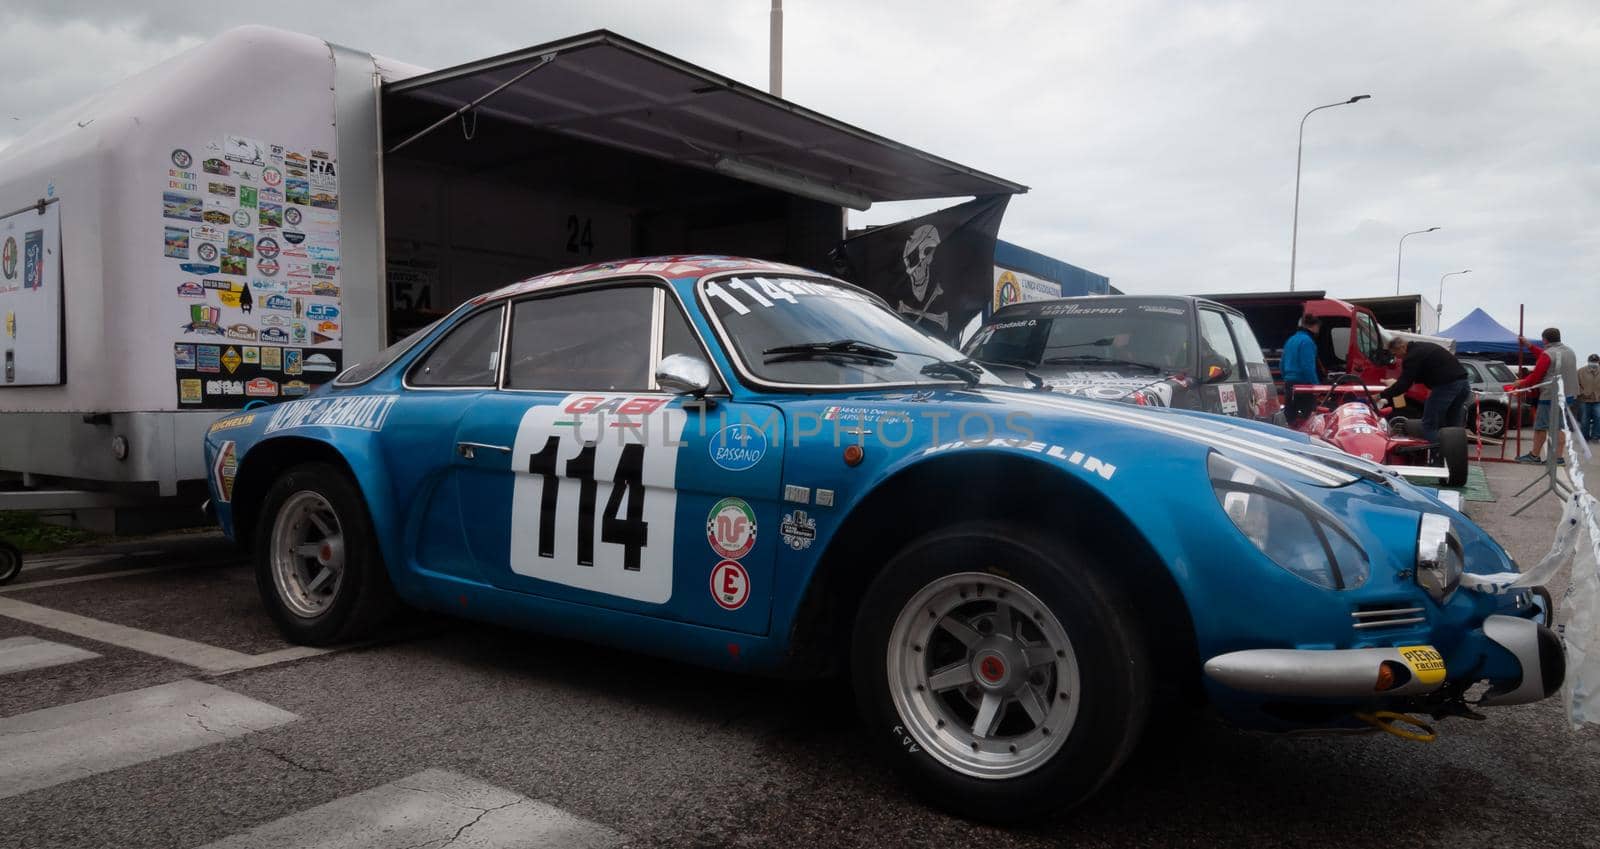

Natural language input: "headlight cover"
[1209,452,1369,590]
[1415,513,1462,605]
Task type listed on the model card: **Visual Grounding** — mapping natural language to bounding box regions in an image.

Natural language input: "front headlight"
[1415,513,1462,604]
[1208,452,1369,590]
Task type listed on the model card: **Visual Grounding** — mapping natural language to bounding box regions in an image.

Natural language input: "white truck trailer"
[0,25,1022,522]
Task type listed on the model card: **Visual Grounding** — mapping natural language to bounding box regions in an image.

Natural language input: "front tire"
[851,521,1150,823]
[0,542,21,584]
[255,462,398,645]
[1439,426,1469,487]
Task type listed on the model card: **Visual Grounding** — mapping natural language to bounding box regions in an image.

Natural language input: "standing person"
[1579,354,1600,441]
[1377,336,1469,444]
[1506,328,1581,464]
[1279,313,1322,423]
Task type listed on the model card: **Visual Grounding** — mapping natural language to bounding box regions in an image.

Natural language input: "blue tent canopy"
[1440,307,1523,355]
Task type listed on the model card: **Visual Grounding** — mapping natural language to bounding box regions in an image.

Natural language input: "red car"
[1293,376,1470,486]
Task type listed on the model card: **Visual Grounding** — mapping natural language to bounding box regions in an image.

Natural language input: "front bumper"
[1205,614,1565,708]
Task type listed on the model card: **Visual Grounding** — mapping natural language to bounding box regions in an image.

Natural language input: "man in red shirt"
[1506,327,1581,464]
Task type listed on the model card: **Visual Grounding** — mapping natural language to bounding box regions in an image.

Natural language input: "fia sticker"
[709,422,767,472]
[710,560,750,611]
[706,497,757,560]
[780,511,816,551]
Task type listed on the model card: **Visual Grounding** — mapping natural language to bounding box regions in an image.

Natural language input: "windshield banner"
[830,195,1009,346]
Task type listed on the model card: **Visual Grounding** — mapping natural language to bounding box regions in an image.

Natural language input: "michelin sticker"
[709,422,767,472]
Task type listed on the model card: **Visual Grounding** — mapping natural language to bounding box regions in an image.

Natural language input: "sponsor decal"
[782,484,810,504]
[310,192,338,211]
[284,207,303,226]
[286,177,310,206]
[241,346,260,365]
[227,230,254,258]
[220,255,247,276]
[291,322,308,343]
[312,331,334,345]
[191,224,225,242]
[224,135,266,166]
[282,229,306,245]
[174,344,196,369]
[281,379,310,396]
[307,245,339,263]
[206,379,245,396]
[259,202,283,229]
[780,511,817,551]
[2,237,15,279]
[258,257,279,276]
[221,347,242,374]
[709,423,767,472]
[260,346,282,370]
[232,208,252,228]
[185,305,224,336]
[815,489,835,508]
[311,281,339,297]
[302,353,337,373]
[260,327,289,344]
[225,323,257,341]
[202,158,229,176]
[208,182,235,199]
[203,209,232,225]
[163,226,189,259]
[21,231,42,289]
[286,151,309,168]
[257,237,280,259]
[306,303,339,320]
[163,191,204,222]
[208,413,255,433]
[245,377,278,397]
[171,148,193,169]
[316,320,340,335]
[252,279,287,296]
[561,395,670,416]
[709,560,750,611]
[239,186,258,209]
[180,262,219,275]
[311,261,338,280]
[178,378,203,404]
[196,242,219,263]
[706,497,758,560]
[284,348,303,374]
[196,345,221,373]
[262,166,283,187]
[265,395,399,434]
[264,294,293,311]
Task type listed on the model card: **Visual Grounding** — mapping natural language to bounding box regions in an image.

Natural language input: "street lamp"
[1289,94,1371,292]
[1395,226,1440,294]
[1437,269,1471,321]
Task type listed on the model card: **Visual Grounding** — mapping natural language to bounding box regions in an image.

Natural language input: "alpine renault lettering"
[205,256,1561,822]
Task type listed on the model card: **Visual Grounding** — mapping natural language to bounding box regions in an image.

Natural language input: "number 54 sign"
[507,396,686,604]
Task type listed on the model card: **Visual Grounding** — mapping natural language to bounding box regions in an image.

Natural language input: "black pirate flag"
[830,195,1010,345]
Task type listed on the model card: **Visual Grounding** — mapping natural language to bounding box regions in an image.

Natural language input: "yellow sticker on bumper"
[1398,645,1447,685]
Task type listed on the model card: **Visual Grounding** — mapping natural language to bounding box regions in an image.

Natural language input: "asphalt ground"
[3,446,1600,848]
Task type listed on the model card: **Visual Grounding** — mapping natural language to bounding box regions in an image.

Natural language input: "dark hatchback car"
[963,295,1283,422]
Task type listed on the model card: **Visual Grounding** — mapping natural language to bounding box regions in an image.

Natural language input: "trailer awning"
[381,30,1026,210]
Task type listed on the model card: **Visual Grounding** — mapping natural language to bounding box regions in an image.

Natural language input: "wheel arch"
[231,436,365,550]
[785,452,1200,698]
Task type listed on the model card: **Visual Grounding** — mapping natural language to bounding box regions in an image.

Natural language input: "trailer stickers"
[168,135,342,408]
[1,237,13,279]
[171,149,193,169]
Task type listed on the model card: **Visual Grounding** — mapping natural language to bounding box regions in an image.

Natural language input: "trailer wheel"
[0,542,21,585]
[255,463,398,645]
[1439,426,1470,487]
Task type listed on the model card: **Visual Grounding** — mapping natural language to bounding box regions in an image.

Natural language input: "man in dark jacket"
[1378,337,1469,444]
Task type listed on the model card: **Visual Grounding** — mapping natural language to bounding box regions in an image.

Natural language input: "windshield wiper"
[919,358,983,387]
[762,339,899,364]
[1040,354,1163,372]
[970,356,1049,391]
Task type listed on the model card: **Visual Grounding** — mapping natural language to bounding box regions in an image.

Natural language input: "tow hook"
[1355,711,1438,742]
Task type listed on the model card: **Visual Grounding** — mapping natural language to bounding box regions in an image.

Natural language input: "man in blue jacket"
[1280,313,1322,423]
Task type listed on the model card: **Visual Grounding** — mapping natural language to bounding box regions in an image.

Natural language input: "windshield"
[965,303,1192,372]
[334,316,444,385]
[701,275,998,387]
[1484,361,1515,383]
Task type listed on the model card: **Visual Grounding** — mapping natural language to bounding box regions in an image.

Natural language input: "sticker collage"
[164,136,344,408]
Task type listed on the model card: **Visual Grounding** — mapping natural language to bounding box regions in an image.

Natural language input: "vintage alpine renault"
[205,256,1561,822]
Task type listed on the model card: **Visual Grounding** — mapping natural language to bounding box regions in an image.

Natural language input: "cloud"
[5,1,1597,353]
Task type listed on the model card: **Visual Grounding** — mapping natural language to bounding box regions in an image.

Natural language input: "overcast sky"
[5,1,1597,360]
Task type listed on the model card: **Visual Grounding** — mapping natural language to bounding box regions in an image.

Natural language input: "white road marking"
[0,563,215,594]
[0,596,329,673]
[0,679,298,800]
[0,636,100,675]
[196,768,623,849]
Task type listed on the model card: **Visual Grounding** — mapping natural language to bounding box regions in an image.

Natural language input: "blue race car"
[205,256,1561,822]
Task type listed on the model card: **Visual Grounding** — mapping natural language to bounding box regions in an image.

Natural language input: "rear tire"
[0,542,21,585]
[1439,426,1470,487]
[254,462,398,645]
[851,520,1151,823]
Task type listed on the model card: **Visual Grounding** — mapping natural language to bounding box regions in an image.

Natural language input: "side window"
[1356,313,1383,359]
[661,296,725,393]
[408,306,503,387]
[507,287,653,391]
[1223,313,1273,382]
[1461,362,1482,383]
[1198,310,1242,378]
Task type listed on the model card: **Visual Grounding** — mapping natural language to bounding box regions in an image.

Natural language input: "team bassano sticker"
[706,497,757,560]
[709,422,767,471]
[780,511,816,551]
[710,560,750,610]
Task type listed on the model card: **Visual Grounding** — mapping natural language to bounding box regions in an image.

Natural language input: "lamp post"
[1437,269,1470,321]
[1289,94,1371,291]
[1395,226,1439,294]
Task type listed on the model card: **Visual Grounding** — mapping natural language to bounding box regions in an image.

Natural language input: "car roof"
[989,294,1237,319]
[473,255,831,305]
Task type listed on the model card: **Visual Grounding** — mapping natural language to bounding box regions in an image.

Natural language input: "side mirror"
[1205,363,1231,383]
[656,353,712,396]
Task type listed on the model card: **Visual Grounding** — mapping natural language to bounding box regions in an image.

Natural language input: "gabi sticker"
[709,423,767,472]
[709,560,750,611]
[706,497,757,560]
[780,511,816,551]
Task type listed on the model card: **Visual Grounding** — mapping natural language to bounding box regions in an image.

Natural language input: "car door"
[1196,307,1249,417]
[450,282,784,635]
[1223,311,1279,421]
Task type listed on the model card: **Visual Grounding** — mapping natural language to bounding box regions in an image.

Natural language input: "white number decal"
[508,395,685,603]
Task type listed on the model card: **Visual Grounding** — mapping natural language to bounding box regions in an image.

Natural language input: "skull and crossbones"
[897,224,947,330]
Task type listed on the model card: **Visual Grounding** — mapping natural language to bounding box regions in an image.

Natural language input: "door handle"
[457,441,512,459]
